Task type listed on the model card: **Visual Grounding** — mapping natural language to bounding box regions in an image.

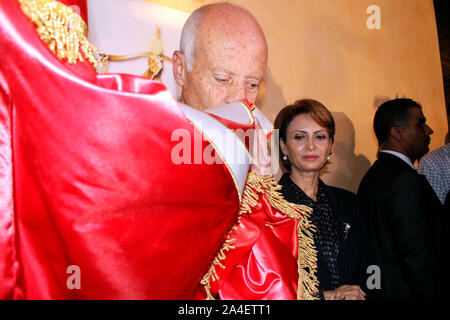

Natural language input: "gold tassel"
[18,0,102,68]
[200,172,319,300]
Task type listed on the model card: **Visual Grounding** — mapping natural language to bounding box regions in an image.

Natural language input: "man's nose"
[425,124,433,135]
[225,85,247,104]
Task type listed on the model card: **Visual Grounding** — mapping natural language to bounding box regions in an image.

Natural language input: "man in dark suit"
[357,98,444,300]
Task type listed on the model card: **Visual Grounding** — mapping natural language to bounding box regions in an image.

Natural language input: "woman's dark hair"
[373,98,421,146]
[274,99,335,172]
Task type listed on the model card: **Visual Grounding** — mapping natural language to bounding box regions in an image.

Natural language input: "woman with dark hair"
[275,99,369,300]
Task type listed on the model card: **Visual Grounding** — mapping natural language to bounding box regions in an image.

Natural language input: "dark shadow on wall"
[373,95,391,109]
[320,112,371,193]
[256,66,287,122]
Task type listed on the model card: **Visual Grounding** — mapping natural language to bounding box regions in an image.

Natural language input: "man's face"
[177,26,267,110]
[401,107,433,161]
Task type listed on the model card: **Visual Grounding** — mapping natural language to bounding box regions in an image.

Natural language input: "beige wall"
[143,0,205,12]
[202,0,447,192]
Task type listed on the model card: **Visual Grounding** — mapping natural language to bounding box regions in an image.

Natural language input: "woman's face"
[280,113,332,173]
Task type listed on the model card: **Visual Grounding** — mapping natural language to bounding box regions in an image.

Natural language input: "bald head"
[173,3,268,110]
[180,3,268,71]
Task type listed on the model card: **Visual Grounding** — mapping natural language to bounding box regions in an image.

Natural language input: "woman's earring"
[283,154,288,161]
[326,154,331,161]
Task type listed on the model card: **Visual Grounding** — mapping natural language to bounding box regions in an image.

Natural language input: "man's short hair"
[373,98,422,146]
[179,5,205,72]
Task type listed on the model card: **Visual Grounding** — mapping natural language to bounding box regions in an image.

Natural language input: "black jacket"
[279,174,370,296]
[357,152,444,300]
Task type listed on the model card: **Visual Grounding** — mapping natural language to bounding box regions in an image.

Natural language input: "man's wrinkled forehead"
[195,5,268,52]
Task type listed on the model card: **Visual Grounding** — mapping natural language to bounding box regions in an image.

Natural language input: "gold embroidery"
[18,0,102,68]
[200,172,319,300]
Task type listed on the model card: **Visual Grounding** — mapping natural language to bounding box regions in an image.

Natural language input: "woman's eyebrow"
[290,129,327,135]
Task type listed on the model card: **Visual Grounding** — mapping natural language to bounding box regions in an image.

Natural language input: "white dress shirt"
[380,150,416,170]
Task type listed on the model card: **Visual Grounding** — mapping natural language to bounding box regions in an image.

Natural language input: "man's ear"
[172,50,186,87]
[389,126,403,141]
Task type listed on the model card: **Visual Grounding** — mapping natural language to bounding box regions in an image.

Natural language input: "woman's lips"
[303,155,319,160]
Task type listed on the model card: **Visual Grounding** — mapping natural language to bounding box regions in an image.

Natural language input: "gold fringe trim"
[296,210,319,300]
[245,174,313,220]
[247,173,319,300]
[18,0,102,68]
[200,172,319,300]
[200,235,237,300]
[199,172,260,300]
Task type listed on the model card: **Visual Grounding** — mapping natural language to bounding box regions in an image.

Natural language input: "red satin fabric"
[216,195,300,300]
[0,0,243,299]
[202,115,300,300]
[1,0,304,300]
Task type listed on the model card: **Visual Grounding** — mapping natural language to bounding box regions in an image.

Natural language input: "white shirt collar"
[380,150,416,170]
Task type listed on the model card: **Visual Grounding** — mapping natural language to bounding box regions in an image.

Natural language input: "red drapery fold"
[0,0,241,299]
[1,0,317,300]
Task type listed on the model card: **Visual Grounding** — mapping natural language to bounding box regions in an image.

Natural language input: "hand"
[324,285,366,300]
[249,118,272,176]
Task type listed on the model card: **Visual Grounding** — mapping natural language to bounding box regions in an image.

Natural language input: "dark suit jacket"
[279,175,370,296]
[357,152,444,300]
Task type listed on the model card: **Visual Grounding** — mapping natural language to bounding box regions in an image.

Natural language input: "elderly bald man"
[171,3,319,300]
[172,3,268,110]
